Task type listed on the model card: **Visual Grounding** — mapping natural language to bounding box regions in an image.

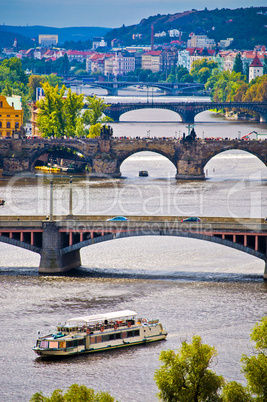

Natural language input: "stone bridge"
[0,137,266,180]
[64,79,205,96]
[104,101,267,123]
[0,215,266,278]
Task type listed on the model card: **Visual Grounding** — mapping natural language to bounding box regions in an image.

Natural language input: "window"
[7,122,10,128]
[15,122,19,128]
[0,122,2,128]
[0,102,2,108]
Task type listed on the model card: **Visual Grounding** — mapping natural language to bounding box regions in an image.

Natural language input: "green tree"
[64,88,84,137]
[45,74,63,88]
[30,383,116,402]
[154,335,224,402]
[221,381,252,402]
[83,95,112,128]
[232,53,243,74]
[241,317,267,401]
[28,74,46,100]
[37,82,84,137]
[190,59,218,84]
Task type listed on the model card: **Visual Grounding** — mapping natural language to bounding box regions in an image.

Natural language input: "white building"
[92,37,107,50]
[113,52,135,77]
[249,54,264,82]
[177,50,190,71]
[169,29,181,38]
[187,33,215,49]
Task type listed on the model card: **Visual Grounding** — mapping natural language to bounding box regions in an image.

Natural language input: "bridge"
[0,215,266,279]
[104,101,267,123]
[63,79,206,96]
[1,137,267,180]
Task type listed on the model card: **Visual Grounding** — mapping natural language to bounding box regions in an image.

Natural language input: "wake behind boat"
[33,310,167,358]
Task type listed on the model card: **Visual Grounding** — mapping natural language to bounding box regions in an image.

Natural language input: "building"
[141,51,162,72]
[113,51,135,77]
[38,34,58,47]
[187,33,215,49]
[0,95,23,138]
[249,54,264,82]
[92,37,107,50]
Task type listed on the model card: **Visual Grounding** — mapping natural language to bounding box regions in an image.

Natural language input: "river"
[0,95,267,402]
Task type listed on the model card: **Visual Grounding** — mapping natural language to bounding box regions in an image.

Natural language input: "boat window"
[127,331,134,338]
[49,341,58,349]
[78,338,85,346]
[97,336,102,343]
[102,335,109,342]
[109,333,115,340]
[115,332,121,340]
[67,340,74,348]
[90,336,96,344]
[59,341,66,348]
[134,330,140,336]
[121,332,127,339]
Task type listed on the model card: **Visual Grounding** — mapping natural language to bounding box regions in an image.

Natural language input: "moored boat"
[0,199,5,205]
[33,310,167,358]
[139,170,148,177]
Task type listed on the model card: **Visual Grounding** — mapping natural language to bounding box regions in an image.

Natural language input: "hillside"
[105,7,267,49]
[0,25,111,48]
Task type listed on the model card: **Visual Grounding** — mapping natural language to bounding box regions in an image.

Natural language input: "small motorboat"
[139,171,148,177]
[0,199,5,206]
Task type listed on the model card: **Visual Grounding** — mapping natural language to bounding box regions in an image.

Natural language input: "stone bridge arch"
[117,148,178,173]
[29,144,92,171]
[201,145,267,172]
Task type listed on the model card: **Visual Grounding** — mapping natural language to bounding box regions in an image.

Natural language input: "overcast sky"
[1,0,267,28]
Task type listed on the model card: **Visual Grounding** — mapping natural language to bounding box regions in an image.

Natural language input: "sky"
[1,0,267,28]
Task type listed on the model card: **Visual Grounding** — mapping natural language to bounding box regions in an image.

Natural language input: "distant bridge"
[0,215,266,278]
[63,79,206,96]
[104,101,267,123]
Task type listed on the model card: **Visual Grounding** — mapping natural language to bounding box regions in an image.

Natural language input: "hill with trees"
[105,7,267,49]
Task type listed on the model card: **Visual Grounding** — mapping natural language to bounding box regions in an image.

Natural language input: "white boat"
[33,310,167,358]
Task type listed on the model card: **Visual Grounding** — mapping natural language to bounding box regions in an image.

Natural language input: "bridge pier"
[39,222,81,273]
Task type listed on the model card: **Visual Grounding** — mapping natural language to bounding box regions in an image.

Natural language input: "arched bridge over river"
[0,215,266,279]
[104,101,267,123]
[1,137,267,180]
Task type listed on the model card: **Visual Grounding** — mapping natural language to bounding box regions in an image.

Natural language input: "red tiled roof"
[249,54,263,67]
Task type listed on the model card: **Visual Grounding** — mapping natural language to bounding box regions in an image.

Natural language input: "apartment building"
[141,51,162,72]
[113,52,135,77]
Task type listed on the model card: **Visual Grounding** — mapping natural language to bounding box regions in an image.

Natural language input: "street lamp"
[238,131,241,140]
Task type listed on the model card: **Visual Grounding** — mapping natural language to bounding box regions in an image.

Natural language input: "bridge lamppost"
[238,131,241,140]
[69,176,73,217]
[49,180,53,221]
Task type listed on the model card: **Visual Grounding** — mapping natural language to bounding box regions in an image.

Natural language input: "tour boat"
[0,199,5,205]
[33,310,167,358]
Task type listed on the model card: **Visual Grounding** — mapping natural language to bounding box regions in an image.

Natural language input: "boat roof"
[65,310,137,326]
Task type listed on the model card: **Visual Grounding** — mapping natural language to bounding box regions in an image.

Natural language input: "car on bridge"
[107,216,128,222]
[181,217,201,223]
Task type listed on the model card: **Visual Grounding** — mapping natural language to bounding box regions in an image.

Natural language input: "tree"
[37,82,66,137]
[233,53,243,74]
[83,95,112,131]
[154,335,224,402]
[190,59,218,84]
[30,383,115,402]
[28,75,46,100]
[241,316,267,401]
[64,88,84,137]
[221,381,252,402]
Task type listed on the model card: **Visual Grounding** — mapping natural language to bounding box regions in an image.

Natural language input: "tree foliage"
[241,317,267,401]
[190,59,218,84]
[36,82,83,137]
[154,335,224,402]
[83,95,112,128]
[30,383,116,402]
